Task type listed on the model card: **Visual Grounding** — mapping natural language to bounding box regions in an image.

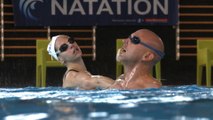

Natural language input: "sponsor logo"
[18,0,44,20]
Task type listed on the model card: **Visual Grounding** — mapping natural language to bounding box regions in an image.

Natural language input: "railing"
[176,1,213,60]
[0,0,96,61]
[1,0,213,61]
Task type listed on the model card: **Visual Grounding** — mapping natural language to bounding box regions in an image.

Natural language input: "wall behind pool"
[0,26,196,87]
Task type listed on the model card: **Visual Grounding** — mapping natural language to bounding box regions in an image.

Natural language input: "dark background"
[0,26,197,87]
[2,0,213,87]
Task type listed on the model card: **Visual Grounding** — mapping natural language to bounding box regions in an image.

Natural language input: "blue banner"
[12,0,178,26]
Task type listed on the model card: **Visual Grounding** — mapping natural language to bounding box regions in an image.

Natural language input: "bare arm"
[91,75,115,89]
[63,71,114,90]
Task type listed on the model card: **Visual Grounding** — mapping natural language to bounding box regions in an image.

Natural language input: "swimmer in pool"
[110,29,164,89]
[47,35,114,90]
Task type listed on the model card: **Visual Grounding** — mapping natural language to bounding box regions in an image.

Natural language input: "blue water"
[1,85,213,120]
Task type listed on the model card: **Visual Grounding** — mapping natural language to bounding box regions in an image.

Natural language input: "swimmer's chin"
[116,57,121,62]
[117,48,126,60]
[116,54,124,62]
[116,49,122,62]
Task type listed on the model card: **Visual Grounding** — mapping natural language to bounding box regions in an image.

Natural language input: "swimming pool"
[1,85,213,120]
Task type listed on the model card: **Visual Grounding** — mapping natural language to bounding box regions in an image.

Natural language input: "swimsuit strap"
[67,69,79,73]
[63,69,79,81]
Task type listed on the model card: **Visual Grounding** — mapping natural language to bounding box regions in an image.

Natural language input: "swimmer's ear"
[142,52,154,61]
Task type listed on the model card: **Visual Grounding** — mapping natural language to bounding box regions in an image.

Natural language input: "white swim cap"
[47,35,59,60]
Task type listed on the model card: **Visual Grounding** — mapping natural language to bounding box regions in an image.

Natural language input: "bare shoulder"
[63,71,90,88]
[126,78,162,89]
[64,71,98,90]
[142,79,162,89]
[62,70,83,88]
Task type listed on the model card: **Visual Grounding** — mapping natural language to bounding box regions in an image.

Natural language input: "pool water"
[1,85,213,120]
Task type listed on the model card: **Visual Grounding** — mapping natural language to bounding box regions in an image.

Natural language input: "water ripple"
[1,85,213,104]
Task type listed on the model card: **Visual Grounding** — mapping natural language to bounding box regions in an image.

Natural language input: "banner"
[12,0,178,26]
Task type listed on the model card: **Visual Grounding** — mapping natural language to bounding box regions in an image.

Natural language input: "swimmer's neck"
[124,63,152,77]
[66,59,87,71]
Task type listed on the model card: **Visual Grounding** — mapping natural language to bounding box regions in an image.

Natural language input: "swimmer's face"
[55,36,82,61]
[116,31,154,63]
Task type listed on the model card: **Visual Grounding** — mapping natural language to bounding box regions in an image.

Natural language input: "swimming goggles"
[56,37,75,56]
[129,36,165,58]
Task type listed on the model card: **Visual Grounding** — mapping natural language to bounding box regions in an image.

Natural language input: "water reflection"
[1,85,213,120]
